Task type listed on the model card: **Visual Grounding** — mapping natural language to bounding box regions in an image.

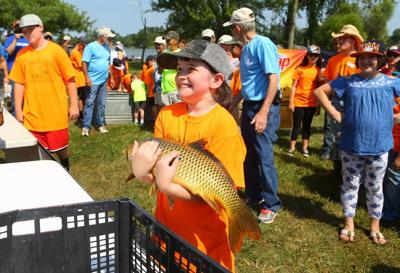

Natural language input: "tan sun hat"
[331,24,364,48]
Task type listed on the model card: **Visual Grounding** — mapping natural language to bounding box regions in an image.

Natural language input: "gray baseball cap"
[223,7,255,27]
[19,14,43,29]
[157,39,232,81]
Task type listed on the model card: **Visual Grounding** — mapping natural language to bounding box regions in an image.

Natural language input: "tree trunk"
[285,0,299,49]
[140,17,147,66]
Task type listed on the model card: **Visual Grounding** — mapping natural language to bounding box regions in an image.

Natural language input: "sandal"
[370,232,387,245]
[339,229,355,242]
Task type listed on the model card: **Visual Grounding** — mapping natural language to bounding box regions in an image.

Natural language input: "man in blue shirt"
[4,20,29,113]
[81,27,115,136]
[224,7,282,224]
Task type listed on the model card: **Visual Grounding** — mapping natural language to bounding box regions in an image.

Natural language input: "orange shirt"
[292,65,320,107]
[9,42,75,131]
[121,73,132,92]
[109,65,124,90]
[144,65,155,98]
[70,45,86,88]
[154,102,246,272]
[140,63,148,81]
[323,53,358,81]
[230,68,241,97]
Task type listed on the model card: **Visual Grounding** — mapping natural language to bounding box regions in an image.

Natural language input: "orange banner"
[278,49,307,100]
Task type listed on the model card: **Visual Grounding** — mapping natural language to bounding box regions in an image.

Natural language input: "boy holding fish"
[129,40,260,272]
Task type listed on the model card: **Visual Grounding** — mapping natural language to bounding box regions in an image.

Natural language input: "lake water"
[125,48,157,60]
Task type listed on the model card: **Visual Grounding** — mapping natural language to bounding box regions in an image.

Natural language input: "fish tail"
[228,205,261,254]
[125,173,136,182]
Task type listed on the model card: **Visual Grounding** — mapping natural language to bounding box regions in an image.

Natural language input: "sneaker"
[81,127,89,136]
[303,150,309,158]
[98,126,108,134]
[321,151,330,160]
[258,208,277,224]
[286,149,295,157]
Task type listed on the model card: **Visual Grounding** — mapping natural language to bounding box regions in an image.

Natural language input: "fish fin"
[125,173,136,182]
[228,203,261,254]
[149,183,158,195]
[199,194,221,215]
[188,139,208,150]
[167,195,175,208]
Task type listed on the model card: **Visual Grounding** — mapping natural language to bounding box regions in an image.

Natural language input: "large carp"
[126,138,261,253]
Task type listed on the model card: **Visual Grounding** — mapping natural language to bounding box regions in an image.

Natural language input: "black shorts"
[146,97,155,106]
[77,86,89,101]
[134,101,146,111]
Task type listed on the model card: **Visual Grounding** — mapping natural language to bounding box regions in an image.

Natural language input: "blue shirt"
[82,41,110,85]
[0,43,6,58]
[240,35,280,101]
[4,34,29,71]
[331,74,400,155]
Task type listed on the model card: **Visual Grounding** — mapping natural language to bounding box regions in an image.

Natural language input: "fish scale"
[127,138,261,253]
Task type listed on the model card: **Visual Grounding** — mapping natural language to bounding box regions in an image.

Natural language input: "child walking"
[314,41,400,245]
[130,73,146,126]
[288,45,322,157]
[130,40,246,272]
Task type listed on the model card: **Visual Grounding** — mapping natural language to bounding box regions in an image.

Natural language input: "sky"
[65,0,400,36]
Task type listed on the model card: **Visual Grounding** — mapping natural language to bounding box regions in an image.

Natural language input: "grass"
[3,112,400,273]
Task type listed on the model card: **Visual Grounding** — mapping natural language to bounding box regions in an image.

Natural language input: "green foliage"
[0,0,92,34]
[389,28,400,46]
[315,3,366,50]
[362,0,395,43]
[150,0,281,40]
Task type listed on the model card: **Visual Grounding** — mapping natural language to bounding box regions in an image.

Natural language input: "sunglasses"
[387,53,399,58]
[308,53,320,58]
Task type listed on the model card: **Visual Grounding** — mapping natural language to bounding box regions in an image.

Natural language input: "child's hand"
[131,140,162,182]
[154,151,180,193]
[288,102,295,113]
[331,111,342,123]
[394,113,400,125]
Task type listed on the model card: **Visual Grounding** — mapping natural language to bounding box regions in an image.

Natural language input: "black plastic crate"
[0,199,230,273]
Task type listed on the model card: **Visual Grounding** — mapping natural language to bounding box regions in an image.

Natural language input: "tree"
[150,0,283,40]
[315,3,366,49]
[0,0,92,34]
[362,0,395,43]
[284,0,299,48]
[389,28,400,45]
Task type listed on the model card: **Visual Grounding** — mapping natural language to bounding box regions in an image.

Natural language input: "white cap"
[63,35,71,41]
[154,36,166,45]
[218,35,233,44]
[19,14,43,28]
[97,27,116,38]
[202,28,215,38]
[223,7,255,27]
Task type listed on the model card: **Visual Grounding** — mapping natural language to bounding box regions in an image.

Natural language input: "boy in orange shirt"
[70,36,88,121]
[130,40,246,272]
[10,14,78,171]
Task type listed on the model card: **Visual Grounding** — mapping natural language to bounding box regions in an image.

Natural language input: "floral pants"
[340,151,388,219]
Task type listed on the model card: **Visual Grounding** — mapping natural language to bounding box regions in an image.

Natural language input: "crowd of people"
[1,8,400,272]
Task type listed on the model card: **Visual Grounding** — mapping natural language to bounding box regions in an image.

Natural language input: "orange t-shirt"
[154,102,246,272]
[121,73,132,92]
[9,42,75,132]
[323,53,358,81]
[230,68,241,97]
[144,65,155,98]
[140,63,148,81]
[292,65,320,107]
[70,45,85,88]
[108,65,124,90]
